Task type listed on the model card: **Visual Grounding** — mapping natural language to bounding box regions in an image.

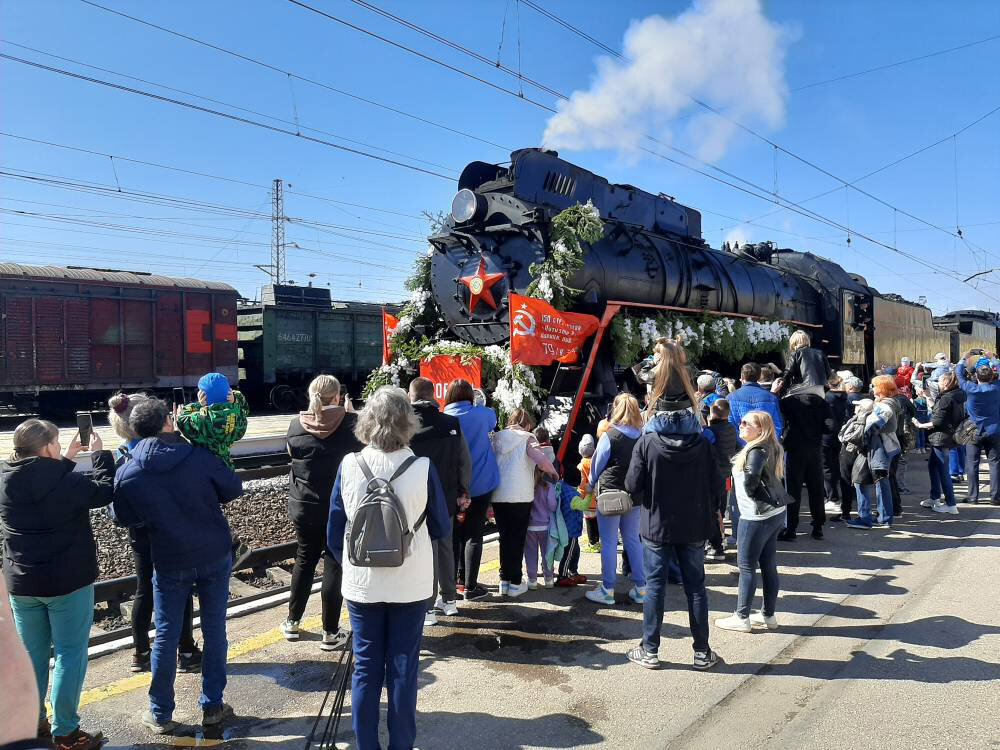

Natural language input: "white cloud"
[725,227,751,247]
[542,0,795,163]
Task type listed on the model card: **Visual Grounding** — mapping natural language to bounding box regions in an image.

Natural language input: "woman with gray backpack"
[326,386,450,750]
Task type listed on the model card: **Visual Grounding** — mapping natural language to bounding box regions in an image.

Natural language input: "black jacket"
[599,427,639,493]
[823,390,849,448]
[780,392,832,449]
[624,433,723,545]
[930,388,968,441]
[706,421,739,475]
[779,347,832,396]
[1,451,115,597]
[410,401,471,516]
[287,411,362,527]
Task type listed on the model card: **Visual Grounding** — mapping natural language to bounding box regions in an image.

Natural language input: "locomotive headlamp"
[451,188,484,224]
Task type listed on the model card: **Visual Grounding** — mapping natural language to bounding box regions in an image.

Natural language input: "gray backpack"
[346,453,425,568]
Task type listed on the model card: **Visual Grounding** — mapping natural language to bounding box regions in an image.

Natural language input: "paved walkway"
[77,452,1000,749]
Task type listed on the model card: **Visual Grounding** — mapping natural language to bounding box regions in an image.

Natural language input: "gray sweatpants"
[427,532,457,608]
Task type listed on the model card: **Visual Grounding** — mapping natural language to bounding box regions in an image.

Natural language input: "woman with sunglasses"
[716,411,786,633]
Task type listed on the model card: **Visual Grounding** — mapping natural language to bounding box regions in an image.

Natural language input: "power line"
[0,52,454,181]
[78,0,512,153]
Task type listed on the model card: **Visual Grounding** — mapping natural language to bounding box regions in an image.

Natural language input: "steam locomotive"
[429,148,979,383]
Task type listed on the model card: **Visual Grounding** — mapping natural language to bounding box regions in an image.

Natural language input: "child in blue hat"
[176,372,249,467]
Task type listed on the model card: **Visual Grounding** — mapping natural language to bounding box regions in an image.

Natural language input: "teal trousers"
[9,583,94,736]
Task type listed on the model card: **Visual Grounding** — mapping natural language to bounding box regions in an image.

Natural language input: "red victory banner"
[420,356,482,409]
[382,310,399,365]
[509,293,600,366]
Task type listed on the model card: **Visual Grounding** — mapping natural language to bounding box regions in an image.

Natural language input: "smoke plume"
[542,0,795,162]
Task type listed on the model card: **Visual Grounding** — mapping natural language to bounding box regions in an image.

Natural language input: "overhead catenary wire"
[0,53,454,181]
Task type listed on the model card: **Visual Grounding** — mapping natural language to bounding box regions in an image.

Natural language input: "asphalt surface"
[75,451,1000,749]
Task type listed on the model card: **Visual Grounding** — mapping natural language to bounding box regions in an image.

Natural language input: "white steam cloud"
[542,0,794,163]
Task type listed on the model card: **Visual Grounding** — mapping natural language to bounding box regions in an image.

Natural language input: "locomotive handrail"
[603,300,823,329]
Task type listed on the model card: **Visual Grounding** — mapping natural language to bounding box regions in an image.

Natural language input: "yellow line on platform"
[79,559,502,708]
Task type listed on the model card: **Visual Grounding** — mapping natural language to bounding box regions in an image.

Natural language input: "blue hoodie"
[957,360,1000,437]
[443,401,500,497]
[112,432,243,571]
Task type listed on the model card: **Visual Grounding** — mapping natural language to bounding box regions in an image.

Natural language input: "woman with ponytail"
[642,338,702,437]
[715,411,786,633]
[283,375,362,650]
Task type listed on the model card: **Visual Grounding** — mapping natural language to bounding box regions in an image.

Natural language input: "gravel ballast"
[91,475,294,582]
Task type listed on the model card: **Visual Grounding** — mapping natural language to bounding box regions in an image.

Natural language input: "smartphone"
[172,387,185,406]
[76,411,93,450]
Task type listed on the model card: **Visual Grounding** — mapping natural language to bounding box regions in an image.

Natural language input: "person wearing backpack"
[913,372,967,515]
[327,386,450,750]
[955,352,1000,505]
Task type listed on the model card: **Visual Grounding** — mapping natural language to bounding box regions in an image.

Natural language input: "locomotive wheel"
[269,385,298,412]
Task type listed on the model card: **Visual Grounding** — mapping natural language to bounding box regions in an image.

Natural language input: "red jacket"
[896,365,914,396]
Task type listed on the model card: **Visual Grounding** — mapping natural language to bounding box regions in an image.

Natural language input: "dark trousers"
[838,448,856,518]
[585,516,599,545]
[150,555,231,721]
[822,440,842,504]
[288,522,343,634]
[491,502,532,585]
[346,599,425,750]
[129,528,195,654]
[967,434,1000,503]
[454,493,491,589]
[641,540,710,655]
[558,536,581,577]
[785,447,826,532]
[929,447,957,506]
[888,454,902,516]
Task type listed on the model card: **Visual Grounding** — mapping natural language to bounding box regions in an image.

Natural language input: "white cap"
[901,357,911,365]
[696,373,715,390]
[934,352,948,363]
[578,433,596,457]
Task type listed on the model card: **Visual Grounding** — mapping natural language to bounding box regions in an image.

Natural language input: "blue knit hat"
[198,372,231,406]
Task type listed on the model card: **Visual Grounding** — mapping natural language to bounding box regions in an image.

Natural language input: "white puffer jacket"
[491,428,536,504]
[337,446,433,604]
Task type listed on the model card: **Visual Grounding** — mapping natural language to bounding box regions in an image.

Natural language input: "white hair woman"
[108,392,200,674]
[326,386,450,750]
[1,419,113,750]
[283,375,362,650]
[715,411,786,633]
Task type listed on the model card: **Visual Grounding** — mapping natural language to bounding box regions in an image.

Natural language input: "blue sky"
[1,0,997,313]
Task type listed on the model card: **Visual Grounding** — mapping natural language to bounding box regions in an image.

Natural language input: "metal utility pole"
[271,177,286,284]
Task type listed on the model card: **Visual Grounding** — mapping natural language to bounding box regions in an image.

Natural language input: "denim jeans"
[727,489,741,545]
[929,447,957,506]
[854,478,893,525]
[949,447,966,476]
[641,540,710,655]
[735,513,783,619]
[346,599,426,750]
[130,527,196,654]
[150,554,232,721]
[596,507,645,590]
[9,584,94,736]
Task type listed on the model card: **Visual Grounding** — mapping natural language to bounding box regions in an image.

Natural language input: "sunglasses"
[739,420,756,427]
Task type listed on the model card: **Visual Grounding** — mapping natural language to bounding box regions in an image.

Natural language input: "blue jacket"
[443,401,499,497]
[727,383,783,442]
[557,480,583,539]
[112,432,243,571]
[957,361,1000,437]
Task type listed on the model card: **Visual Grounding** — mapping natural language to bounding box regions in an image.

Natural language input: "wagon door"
[3,295,35,385]
[123,300,154,383]
[90,299,122,385]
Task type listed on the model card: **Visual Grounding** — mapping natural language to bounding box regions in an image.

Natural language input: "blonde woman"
[584,393,646,606]
[716,411,786,633]
[643,338,702,437]
[776,329,832,398]
[283,375,362,649]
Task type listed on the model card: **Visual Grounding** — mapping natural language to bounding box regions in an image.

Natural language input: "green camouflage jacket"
[176,390,249,467]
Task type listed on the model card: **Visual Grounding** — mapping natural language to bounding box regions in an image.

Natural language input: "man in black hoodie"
[624,411,724,671]
[408,377,471,624]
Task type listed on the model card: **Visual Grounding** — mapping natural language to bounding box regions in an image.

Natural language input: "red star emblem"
[460,257,505,312]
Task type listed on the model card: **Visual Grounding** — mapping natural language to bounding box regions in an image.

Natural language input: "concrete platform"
[73,453,1000,749]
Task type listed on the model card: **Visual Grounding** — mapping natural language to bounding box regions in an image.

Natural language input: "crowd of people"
[2,331,997,750]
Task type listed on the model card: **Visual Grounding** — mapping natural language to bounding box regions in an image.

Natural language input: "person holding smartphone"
[1,420,115,750]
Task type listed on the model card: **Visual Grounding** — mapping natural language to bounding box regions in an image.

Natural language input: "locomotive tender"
[430,148,963,379]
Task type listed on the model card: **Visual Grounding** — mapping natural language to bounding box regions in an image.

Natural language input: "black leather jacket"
[780,347,833,396]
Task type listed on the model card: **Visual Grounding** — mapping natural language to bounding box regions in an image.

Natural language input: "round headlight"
[451,189,481,223]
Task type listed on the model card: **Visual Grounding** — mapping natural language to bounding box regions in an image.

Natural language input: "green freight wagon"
[238,284,400,410]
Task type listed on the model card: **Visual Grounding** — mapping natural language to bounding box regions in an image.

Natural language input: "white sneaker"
[749,612,778,630]
[932,503,959,515]
[543,577,554,588]
[824,501,840,514]
[281,619,300,641]
[423,611,438,627]
[507,581,529,598]
[498,581,509,596]
[526,579,538,590]
[715,614,752,632]
[919,498,936,508]
[435,597,459,616]
[585,584,615,605]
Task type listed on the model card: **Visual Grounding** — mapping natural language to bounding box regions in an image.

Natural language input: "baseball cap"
[198,372,232,406]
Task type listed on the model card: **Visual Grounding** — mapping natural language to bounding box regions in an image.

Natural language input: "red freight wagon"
[0,263,239,414]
